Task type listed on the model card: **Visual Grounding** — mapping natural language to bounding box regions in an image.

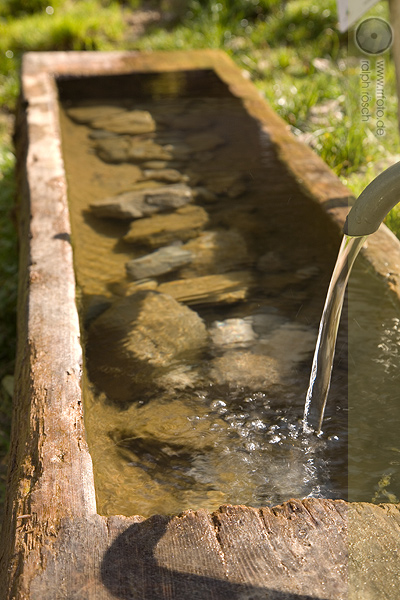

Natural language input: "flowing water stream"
[303,234,367,434]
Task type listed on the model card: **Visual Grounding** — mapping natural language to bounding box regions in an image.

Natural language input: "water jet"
[304,161,400,435]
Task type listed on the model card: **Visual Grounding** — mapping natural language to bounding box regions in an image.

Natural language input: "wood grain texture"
[1,51,400,600]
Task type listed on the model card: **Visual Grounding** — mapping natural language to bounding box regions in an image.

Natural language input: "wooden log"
[1,50,400,599]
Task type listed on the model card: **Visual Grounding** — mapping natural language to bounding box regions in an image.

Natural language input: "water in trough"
[58,71,400,516]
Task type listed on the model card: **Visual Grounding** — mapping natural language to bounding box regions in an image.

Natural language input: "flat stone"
[181,230,253,276]
[124,279,159,293]
[193,187,218,203]
[255,322,316,367]
[95,136,173,163]
[95,136,131,163]
[91,110,156,135]
[185,132,225,152]
[142,160,169,169]
[67,105,126,123]
[126,245,193,280]
[210,350,281,388]
[169,113,213,130]
[245,310,286,338]
[158,271,254,305]
[110,398,219,453]
[142,168,188,183]
[124,204,209,247]
[163,141,191,160]
[89,184,194,219]
[207,172,248,198]
[88,129,118,140]
[257,251,288,273]
[209,318,257,347]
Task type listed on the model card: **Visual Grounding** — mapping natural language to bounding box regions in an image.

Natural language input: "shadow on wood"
[101,516,331,600]
[100,510,336,600]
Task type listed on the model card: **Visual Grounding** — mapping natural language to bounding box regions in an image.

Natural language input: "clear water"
[58,71,400,516]
[304,234,367,434]
[347,261,400,503]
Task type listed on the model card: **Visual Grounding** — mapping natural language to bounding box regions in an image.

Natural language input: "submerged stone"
[68,105,156,135]
[124,204,209,247]
[142,160,170,169]
[185,132,225,152]
[89,289,207,366]
[89,184,194,220]
[192,187,218,203]
[67,105,126,123]
[87,290,208,404]
[209,318,257,347]
[207,172,248,198]
[210,351,281,388]
[158,271,254,305]
[90,110,156,135]
[110,397,220,453]
[257,251,288,274]
[181,230,253,276]
[95,136,174,163]
[142,168,188,183]
[126,245,193,280]
[255,322,316,366]
[169,112,213,130]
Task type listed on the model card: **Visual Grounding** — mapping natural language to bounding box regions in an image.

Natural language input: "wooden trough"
[1,50,400,599]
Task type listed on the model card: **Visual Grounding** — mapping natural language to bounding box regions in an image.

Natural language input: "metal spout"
[344,161,400,237]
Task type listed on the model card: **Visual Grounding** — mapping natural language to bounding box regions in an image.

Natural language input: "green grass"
[134,0,399,188]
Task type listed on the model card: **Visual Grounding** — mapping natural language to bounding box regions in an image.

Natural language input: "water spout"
[304,161,400,434]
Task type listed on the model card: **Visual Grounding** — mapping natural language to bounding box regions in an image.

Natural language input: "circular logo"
[355,18,393,55]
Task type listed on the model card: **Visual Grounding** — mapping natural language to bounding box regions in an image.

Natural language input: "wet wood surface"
[1,50,400,600]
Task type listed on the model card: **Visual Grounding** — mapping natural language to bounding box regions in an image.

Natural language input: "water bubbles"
[46,5,54,14]
[269,435,281,444]
[5,50,13,59]
[250,419,266,430]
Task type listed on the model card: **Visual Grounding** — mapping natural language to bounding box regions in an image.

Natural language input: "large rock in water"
[86,290,208,405]
[89,184,194,219]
